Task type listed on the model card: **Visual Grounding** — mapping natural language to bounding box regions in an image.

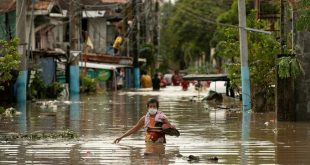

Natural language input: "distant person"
[171,70,181,86]
[195,81,203,91]
[181,79,190,91]
[82,31,94,54]
[113,26,123,55]
[159,73,167,88]
[164,73,172,86]
[116,68,125,90]
[141,70,152,88]
[113,98,179,144]
[152,73,160,91]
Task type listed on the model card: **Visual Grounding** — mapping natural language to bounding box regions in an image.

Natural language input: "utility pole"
[238,0,251,111]
[276,0,295,121]
[133,0,140,89]
[16,0,27,102]
[155,0,160,68]
[69,0,80,95]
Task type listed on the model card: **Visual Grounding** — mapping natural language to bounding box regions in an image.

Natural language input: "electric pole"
[133,0,140,89]
[238,0,251,111]
[16,0,27,102]
[69,0,80,95]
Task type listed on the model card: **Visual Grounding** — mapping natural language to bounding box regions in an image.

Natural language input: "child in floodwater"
[113,98,178,144]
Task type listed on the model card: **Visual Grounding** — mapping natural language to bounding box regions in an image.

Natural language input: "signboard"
[97,69,111,81]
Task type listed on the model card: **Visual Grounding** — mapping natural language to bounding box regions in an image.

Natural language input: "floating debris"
[0,107,21,117]
[0,130,78,141]
[188,155,200,162]
[207,156,219,162]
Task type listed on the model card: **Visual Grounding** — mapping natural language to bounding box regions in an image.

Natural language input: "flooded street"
[0,86,310,164]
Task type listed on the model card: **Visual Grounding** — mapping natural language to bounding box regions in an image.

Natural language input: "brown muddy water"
[0,86,309,164]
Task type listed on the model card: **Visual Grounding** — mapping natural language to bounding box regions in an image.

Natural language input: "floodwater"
[0,86,310,164]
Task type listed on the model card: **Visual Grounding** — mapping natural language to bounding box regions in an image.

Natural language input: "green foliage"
[259,1,280,15]
[0,106,5,115]
[186,63,217,74]
[160,0,232,70]
[216,0,239,25]
[277,57,304,79]
[0,38,21,90]
[46,82,64,99]
[80,74,97,93]
[28,71,46,99]
[296,0,310,31]
[214,10,280,111]
[139,43,156,71]
[28,70,64,99]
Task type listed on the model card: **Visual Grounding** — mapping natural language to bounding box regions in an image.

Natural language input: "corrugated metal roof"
[0,0,56,13]
[58,0,129,10]
[32,1,52,10]
[0,0,16,13]
[84,0,128,5]
[0,0,129,14]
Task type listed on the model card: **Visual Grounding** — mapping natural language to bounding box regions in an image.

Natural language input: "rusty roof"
[58,0,129,10]
[83,0,128,5]
[0,0,129,13]
[31,1,53,10]
[0,0,16,13]
[0,0,56,13]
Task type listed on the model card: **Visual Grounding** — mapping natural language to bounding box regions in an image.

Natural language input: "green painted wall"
[8,11,16,37]
[0,11,16,40]
[0,14,5,39]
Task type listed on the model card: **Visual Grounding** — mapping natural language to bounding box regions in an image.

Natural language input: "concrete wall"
[26,15,35,50]
[88,18,107,53]
[294,32,310,121]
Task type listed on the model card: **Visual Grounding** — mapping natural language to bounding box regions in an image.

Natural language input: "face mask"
[148,108,157,115]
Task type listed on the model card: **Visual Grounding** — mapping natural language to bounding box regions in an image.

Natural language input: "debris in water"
[188,155,199,162]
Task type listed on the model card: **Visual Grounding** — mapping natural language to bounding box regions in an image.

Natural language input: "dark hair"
[147,98,159,108]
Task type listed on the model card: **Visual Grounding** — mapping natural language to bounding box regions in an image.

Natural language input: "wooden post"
[276,0,295,121]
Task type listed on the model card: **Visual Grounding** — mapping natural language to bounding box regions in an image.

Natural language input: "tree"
[160,0,232,71]
[0,38,21,91]
[214,5,280,112]
[295,0,310,31]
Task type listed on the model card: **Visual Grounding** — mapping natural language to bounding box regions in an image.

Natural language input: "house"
[0,0,17,40]
[0,0,132,92]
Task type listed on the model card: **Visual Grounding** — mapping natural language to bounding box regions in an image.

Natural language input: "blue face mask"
[148,108,157,115]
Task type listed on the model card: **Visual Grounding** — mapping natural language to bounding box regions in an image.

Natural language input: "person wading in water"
[113,98,179,144]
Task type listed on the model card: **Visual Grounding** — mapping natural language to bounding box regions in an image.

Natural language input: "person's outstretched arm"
[113,116,145,143]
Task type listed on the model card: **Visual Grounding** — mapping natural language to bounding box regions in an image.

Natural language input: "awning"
[79,61,131,70]
[182,74,229,81]
[50,10,106,18]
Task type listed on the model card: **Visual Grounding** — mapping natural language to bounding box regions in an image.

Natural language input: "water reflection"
[144,143,166,156]
[0,87,309,164]
[241,111,251,165]
[69,94,80,132]
[17,101,27,133]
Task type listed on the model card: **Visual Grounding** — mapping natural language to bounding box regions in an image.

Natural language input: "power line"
[177,5,238,29]
[178,5,272,34]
